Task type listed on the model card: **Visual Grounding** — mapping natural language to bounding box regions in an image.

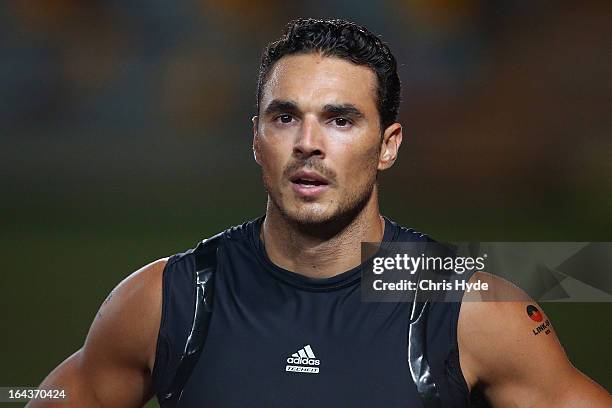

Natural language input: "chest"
[176,260,421,408]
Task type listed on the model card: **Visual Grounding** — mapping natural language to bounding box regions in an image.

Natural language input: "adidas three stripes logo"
[285,345,320,374]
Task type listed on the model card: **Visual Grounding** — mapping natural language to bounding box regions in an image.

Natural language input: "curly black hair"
[256,18,401,130]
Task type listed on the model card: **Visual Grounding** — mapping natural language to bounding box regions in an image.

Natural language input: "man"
[29,18,610,408]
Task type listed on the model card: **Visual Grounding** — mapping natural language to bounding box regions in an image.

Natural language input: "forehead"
[261,53,378,114]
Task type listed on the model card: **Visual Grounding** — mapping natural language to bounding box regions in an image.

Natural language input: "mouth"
[289,170,330,198]
[290,170,329,186]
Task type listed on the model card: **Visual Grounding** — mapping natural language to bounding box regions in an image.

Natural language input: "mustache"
[283,159,337,185]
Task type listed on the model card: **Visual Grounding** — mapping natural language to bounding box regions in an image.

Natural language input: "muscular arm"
[26,259,167,408]
[458,272,611,407]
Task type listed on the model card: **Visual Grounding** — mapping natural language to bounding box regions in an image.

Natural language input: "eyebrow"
[263,99,366,121]
[322,103,365,120]
[263,99,299,117]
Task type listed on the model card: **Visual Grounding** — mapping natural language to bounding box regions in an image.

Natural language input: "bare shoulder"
[457,271,611,407]
[84,257,169,372]
[457,272,565,384]
[28,259,169,408]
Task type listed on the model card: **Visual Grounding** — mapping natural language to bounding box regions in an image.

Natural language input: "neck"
[260,188,385,279]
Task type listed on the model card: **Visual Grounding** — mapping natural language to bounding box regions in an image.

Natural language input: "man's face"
[254,53,397,227]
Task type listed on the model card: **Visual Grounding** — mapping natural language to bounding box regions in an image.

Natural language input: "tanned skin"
[459,272,611,407]
[28,53,611,407]
[27,259,166,408]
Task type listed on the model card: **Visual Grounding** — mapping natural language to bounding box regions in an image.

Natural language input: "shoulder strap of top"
[409,297,442,407]
[157,233,222,408]
[407,240,476,408]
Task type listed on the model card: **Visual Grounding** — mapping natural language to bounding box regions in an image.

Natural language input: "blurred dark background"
[1,0,610,406]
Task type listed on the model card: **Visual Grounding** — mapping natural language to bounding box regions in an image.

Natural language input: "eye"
[276,114,294,124]
[332,117,351,127]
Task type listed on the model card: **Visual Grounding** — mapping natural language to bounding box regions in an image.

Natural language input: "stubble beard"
[261,159,379,238]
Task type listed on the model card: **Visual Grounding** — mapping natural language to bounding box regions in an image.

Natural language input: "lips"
[289,170,329,186]
[289,170,330,198]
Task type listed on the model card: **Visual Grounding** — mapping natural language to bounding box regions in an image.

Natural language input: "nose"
[293,116,325,159]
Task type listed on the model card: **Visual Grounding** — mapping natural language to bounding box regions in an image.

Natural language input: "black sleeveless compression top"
[152,215,473,407]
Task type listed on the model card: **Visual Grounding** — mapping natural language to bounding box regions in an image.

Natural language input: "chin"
[285,203,336,226]
[268,180,376,233]
[280,196,369,235]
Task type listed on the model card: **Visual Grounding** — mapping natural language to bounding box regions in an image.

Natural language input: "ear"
[378,122,403,171]
[252,115,261,165]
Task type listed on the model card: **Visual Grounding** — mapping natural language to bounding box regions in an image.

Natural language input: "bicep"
[27,346,151,408]
[459,272,611,407]
[27,350,103,408]
[549,370,612,408]
[27,259,166,408]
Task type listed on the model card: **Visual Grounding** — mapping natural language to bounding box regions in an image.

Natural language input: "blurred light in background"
[0,1,610,403]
